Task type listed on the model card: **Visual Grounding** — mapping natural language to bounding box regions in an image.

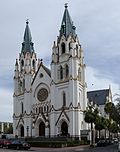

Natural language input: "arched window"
[23,79,25,90]
[69,43,71,51]
[21,102,24,114]
[65,64,69,78]
[44,106,46,112]
[63,91,66,106]
[61,121,68,136]
[47,105,49,112]
[76,45,78,56]
[21,60,24,67]
[61,42,65,54]
[36,108,38,114]
[60,66,63,79]
[32,60,35,69]
[78,68,81,81]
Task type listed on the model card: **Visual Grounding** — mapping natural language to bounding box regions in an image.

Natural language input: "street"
[0,144,118,152]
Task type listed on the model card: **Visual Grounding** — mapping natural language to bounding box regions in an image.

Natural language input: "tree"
[95,116,106,139]
[4,126,13,134]
[110,122,119,134]
[84,104,99,146]
[104,102,115,119]
[105,118,113,139]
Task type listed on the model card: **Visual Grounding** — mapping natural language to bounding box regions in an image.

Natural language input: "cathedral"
[13,5,87,138]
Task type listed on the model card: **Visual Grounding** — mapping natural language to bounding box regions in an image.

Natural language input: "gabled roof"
[42,64,51,77]
[59,4,76,38]
[87,89,109,105]
[21,20,34,53]
[31,62,51,85]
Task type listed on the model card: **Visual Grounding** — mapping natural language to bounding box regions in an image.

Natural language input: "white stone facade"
[13,6,87,138]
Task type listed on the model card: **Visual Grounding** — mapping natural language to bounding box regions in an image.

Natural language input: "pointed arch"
[78,68,81,81]
[21,102,24,114]
[62,91,66,106]
[21,60,24,67]
[65,64,69,78]
[20,125,24,137]
[61,42,65,54]
[61,121,68,136]
[32,59,35,69]
[60,65,63,79]
[39,121,45,136]
[69,42,71,51]
[76,44,78,56]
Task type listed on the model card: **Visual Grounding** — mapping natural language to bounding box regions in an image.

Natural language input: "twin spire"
[21,4,76,53]
[21,20,34,53]
[60,4,76,38]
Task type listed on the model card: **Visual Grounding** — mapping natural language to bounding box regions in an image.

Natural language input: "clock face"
[37,88,48,101]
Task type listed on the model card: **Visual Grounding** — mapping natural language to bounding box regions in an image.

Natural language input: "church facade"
[13,5,87,138]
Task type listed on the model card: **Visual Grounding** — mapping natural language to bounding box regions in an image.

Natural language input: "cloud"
[0,88,13,122]
[86,66,119,96]
[0,0,120,121]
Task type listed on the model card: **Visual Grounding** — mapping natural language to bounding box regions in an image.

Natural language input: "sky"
[0,0,120,122]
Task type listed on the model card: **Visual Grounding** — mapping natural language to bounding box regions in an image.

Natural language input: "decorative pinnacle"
[65,3,68,8]
[15,59,18,66]
[26,19,29,24]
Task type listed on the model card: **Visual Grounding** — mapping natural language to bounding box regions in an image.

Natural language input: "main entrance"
[39,122,45,136]
[20,125,24,137]
[61,121,68,136]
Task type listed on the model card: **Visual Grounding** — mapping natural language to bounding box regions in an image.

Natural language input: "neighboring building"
[87,87,112,138]
[0,122,13,134]
[13,5,87,138]
[87,87,112,117]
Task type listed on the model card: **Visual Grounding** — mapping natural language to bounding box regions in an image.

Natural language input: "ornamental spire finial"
[65,3,68,8]
[26,19,29,24]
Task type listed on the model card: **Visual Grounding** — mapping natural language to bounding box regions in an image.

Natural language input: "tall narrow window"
[61,42,65,54]
[69,43,71,51]
[78,68,81,81]
[60,66,63,79]
[21,60,24,70]
[21,60,24,66]
[76,45,78,56]
[63,92,66,106]
[36,108,38,114]
[65,64,69,78]
[32,60,35,70]
[23,79,25,91]
[21,102,24,114]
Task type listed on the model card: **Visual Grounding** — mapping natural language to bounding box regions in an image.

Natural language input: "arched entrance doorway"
[39,122,45,136]
[20,125,24,137]
[61,121,68,136]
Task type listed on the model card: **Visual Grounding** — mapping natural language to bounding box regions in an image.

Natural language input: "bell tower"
[13,20,37,137]
[51,4,87,137]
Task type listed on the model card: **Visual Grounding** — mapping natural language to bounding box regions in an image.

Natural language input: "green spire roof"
[21,20,34,53]
[60,4,76,38]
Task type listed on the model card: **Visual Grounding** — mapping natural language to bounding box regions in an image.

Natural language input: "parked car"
[114,138,118,143]
[0,139,5,148]
[97,140,107,147]
[6,140,30,150]
[0,139,11,148]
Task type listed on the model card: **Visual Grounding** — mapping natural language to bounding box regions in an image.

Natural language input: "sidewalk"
[30,145,89,151]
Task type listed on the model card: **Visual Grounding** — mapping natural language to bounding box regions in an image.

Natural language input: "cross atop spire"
[59,4,76,38]
[21,20,34,53]
[65,3,68,8]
